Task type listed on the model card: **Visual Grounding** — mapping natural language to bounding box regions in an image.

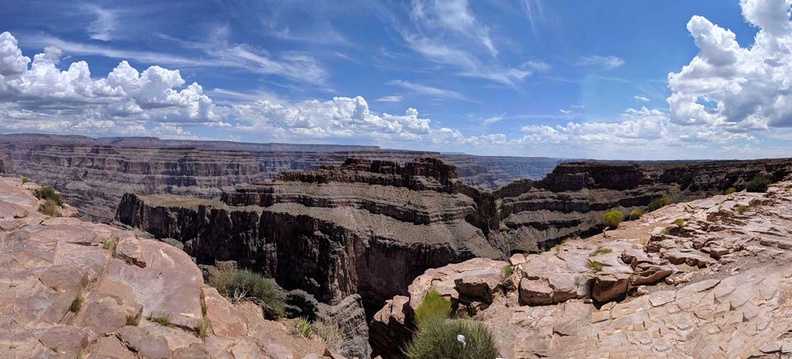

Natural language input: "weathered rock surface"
[373,179,792,358]
[0,133,562,222]
[0,176,333,358]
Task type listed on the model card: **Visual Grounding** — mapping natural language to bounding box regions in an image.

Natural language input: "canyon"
[113,155,792,357]
[0,133,563,223]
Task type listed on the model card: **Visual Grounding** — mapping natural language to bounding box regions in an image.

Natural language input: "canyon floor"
[0,177,342,359]
[373,178,792,358]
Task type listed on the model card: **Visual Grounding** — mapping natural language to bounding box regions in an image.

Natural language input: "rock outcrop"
[373,178,792,358]
[0,133,563,222]
[0,176,337,358]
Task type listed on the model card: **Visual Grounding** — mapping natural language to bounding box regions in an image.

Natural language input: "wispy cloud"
[483,113,507,125]
[266,23,353,46]
[83,4,117,41]
[634,96,650,102]
[375,95,404,102]
[410,0,498,56]
[577,55,625,71]
[389,80,466,100]
[521,0,544,34]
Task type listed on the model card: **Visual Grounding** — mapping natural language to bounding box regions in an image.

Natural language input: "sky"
[0,0,792,159]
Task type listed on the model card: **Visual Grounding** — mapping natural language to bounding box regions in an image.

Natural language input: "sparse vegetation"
[38,199,63,217]
[147,313,171,326]
[660,228,670,235]
[736,205,748,215]
[501,265,513,280]
[725,187,737,195]
[125,315,140,326]
[414,290,452,327]
[554,243,563,252]
[628,208,645,220]
[69,295,83,313]
[404,319,499,359]
[102,241,116,251]
[198,317,213,338]
[604,210,624,229]
[314,320,343,351]
[208,269,286,319]
[746,177,769,193]
[647,197,671,212]
[34,187,63,206]
[296,318,313,338]
[21,177,29,184]
[587,260,604,272]
[590,247,613,257]
[673,218,686,228]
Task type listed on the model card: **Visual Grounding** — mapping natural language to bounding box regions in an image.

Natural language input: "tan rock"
[204,287,248,338]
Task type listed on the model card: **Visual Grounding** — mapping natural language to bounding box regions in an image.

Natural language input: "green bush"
[148,313,171,326]
[34,187,63,206]
[746,177,769,193]
[404,319,499,359]
[736,205,748,215]
[501,265,513,280]
[21,177,29,184]
[208,269,286,319]
[628,208,645,220]
[647,197,671,212]
[414,290,452,327]
[69,296,83,313]
[296,318,313,338]
[604,210,624,229]
[673,218,685,228]
[725,187,737,195]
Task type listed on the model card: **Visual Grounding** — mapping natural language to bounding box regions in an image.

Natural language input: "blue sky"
[0,0,791,159]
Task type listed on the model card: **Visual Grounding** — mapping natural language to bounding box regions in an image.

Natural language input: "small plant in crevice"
[69,295,83,313]
[736,205,748,215]
[198,317,213,338]
[34,187,64,206]
[725,187,737,195]
[673,218,686,228]
[102,241,116,251]
[126,315,140,326]
[147,313,171,326]
[590,247,613,257]
[21,177,29,184]
[628,208,645,220]
[660,228,670,235]
[296,318,313,338]
[587,260,604,272]
[501,265,513,280]
[647,197,671,212]
[414,290,452,327]
[314,320,343,351]
[38,199,62,217]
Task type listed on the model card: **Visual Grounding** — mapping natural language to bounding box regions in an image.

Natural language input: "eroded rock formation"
[0,133,562,222]
[373,178,792,358]
[0,177,339,358]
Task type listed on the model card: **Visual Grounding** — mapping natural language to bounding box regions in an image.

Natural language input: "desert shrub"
[725,187,737,195]
[126,315,140,326]
[736,205,748,215]
[590,247,613,257]
[414,290,452,327]
[38,199,62,217]
[647,197,671,212]
[198,317,212,338]
[660,228,670,235]
[209,269,286,319]
[34,187,63,206]
[604,210,624,229]
[746,177,769,193]
[588,260,604,272]
[296,318,313,338]
[628,208,645,220]
[673,218,686,228]
[69,296,83,313]
[404,319,499,359]
[501,265,513,280]
[21,177,29,184]
[148,313,171,326]
[314,320,343,351]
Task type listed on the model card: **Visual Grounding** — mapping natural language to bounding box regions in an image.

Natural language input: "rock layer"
[0,176,334,358]
[0,133,562,222]
[373,178,792,358]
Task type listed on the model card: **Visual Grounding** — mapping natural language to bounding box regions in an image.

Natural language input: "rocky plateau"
[0,176,347,359]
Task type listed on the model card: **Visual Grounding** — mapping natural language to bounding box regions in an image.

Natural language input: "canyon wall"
[116,157,792,316]
[0,133,563,222]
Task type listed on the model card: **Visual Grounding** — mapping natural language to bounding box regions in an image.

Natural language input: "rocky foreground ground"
[0,177,342,358]
[373,178,792,358]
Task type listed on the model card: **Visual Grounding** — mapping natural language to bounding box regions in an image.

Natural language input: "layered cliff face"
[0,133,562,222]
[0,177,338,359]
[373,178,792,358]
[116,157,792,315]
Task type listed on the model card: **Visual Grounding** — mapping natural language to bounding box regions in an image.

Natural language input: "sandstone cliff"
[0,176,341,358]
[373,177,792,358]
[0,133,562,222]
